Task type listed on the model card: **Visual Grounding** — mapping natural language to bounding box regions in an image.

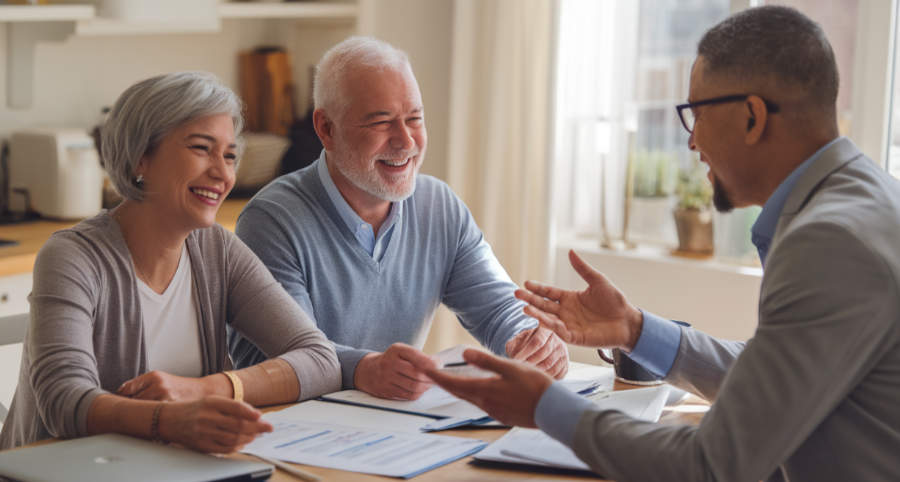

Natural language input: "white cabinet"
[0,273,29,423]
[0,273,31,318]
[0,2,358,108]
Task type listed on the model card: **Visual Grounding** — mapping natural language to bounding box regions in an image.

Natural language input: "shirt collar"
[316,150,400,238]
[751,136,843,264]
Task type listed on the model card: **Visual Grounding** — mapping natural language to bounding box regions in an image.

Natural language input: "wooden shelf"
[0,4,94,22]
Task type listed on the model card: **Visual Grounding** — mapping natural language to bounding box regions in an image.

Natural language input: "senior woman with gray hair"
[0,72,341,453]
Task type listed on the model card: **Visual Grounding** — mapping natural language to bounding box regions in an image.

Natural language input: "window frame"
[550,0,899,265]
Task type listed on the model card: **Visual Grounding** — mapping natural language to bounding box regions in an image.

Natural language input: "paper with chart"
[475,385,670,471]
[241,415,486,478]
[267,399,436,433]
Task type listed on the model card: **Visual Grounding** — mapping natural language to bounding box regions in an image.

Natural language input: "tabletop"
[240,380,708,481]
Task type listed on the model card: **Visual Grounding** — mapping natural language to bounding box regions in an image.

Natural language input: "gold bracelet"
[223,370,244,402]
[150,402,163,442]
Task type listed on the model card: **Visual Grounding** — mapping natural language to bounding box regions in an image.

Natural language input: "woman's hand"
[118,370,220,401]
[159,397,273,454]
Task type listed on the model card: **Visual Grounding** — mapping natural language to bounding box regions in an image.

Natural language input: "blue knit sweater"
[229,157,536,388]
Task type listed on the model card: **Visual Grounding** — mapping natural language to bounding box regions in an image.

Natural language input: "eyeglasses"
[675,94,780,134]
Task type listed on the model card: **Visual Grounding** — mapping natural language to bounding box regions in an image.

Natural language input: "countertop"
[0,199,247,277]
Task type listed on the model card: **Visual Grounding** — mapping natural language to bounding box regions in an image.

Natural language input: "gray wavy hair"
[313,36,412,120]
[101,71,244,201]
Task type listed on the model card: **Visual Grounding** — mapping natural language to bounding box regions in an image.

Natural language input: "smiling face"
[687,57,760,212]
[135,113,236,231]
[323,64,426,207]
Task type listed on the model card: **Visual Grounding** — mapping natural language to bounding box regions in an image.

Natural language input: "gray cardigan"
[0,212,341,449]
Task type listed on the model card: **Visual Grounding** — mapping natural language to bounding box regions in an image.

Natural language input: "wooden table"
[0,199,248,277]
[239,381,708,481]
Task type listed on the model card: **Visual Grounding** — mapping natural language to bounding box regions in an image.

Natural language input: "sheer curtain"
[424,0,557,352]
[446,0,555,283]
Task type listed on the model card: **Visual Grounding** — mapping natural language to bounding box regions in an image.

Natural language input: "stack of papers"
[242,351,664,478]
[476,427,592,471]
[474,385,670,471]
[241,413,485,478]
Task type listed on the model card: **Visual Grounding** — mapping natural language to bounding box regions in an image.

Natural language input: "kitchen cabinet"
[0,273,30,422]
[0,1,357,108]
[0,273,30,318]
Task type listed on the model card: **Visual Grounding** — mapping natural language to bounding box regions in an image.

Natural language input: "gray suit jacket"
[572,138,900,481]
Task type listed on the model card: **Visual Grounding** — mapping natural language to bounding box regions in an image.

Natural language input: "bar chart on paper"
[241,417,486,478]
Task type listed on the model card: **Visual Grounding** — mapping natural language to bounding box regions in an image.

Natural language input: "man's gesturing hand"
[426,349,553,428]
[515,250,644,350]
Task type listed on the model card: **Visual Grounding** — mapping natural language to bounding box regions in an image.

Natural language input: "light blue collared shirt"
[750,137,843,266]
[317,151,399,261]
[534,137,846,447]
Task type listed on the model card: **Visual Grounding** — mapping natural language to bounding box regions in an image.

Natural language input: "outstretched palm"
[514,250,641,349]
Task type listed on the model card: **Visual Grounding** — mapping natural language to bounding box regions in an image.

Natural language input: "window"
[553,0,894,265]
[889,4,900,179]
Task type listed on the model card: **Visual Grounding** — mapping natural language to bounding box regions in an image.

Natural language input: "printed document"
[242,415,486,478]
[475,385,670,471]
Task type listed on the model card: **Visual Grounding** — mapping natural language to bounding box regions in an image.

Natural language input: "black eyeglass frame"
[675,94,780,134]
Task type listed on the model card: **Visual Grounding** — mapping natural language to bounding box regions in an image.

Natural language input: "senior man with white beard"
[228,36,568,400]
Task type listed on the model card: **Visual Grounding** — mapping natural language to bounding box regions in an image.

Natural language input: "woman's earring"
[134,174,144,187]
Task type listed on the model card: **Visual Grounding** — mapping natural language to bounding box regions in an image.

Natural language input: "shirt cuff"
[534,381,595,446]
[337,347,375,389]
[625,310,683,377]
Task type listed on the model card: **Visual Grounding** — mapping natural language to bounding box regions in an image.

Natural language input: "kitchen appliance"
[9,128,103,220]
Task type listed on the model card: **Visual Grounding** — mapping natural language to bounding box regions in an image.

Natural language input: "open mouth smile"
[190,187,222,205]
[379,158,411,167]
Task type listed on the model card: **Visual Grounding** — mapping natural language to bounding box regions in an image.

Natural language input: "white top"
[137,245,203,377]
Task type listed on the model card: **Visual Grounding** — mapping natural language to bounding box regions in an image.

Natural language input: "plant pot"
[673,208,713,255]
[629,196,677,244]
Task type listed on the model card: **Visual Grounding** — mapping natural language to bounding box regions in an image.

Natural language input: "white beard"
[332,148,423,202]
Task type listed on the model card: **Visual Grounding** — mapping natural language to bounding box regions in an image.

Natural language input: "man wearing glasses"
[426,5,900,481]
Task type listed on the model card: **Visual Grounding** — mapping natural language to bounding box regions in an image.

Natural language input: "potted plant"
[673,160,714,255]
[627,149,677,242]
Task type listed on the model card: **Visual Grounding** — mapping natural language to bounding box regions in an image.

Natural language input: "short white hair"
[313,36,412,119]
[101,71,243,201]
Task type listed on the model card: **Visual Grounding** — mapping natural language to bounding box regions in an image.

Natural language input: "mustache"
[373,148,420,161]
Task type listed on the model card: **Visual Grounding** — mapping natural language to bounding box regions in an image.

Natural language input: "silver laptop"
[0,433,272,482]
